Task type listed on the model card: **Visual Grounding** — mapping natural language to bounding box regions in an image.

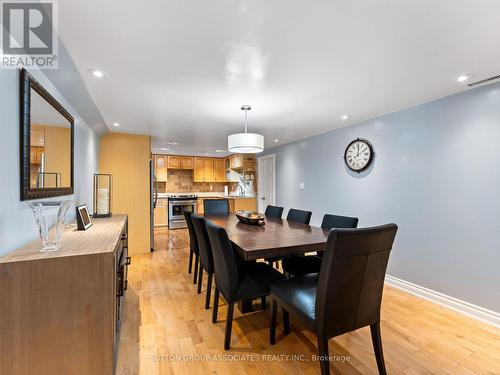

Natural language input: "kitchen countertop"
[158,192,255,199]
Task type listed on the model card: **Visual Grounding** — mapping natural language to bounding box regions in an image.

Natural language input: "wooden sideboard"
[0,215,130,375]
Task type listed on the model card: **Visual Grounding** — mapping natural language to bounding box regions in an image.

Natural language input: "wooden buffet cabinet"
[0,215,130,375]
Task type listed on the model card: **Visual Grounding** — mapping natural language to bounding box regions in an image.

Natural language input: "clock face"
[344,139,374,172]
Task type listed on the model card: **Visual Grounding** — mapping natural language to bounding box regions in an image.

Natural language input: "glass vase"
[28,201,73,252]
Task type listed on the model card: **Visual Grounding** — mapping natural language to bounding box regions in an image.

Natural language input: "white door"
[257,154,275,213]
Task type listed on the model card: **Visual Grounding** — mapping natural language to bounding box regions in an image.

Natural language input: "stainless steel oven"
[168,195,198,229]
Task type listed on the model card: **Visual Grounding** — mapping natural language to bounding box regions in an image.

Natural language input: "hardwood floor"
[117,228,500,375]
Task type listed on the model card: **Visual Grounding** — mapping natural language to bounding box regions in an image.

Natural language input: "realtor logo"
[1,1,58,69]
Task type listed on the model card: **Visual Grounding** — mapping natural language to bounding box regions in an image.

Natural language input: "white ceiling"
[57,0,500,155]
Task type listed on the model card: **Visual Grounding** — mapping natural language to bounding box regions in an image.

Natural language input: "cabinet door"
[181,157,193,169]
[168,156,181,169]
[204,158,214,182]
[193,157,204,182]
[155,155,167,181]
[154,206,168,226]
[213,158,225,182]
[230,154,243,169]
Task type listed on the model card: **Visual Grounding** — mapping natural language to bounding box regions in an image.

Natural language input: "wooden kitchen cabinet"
[204,158,214,182]
[194,157,216,182]
[167,156,181,169]
[168,156,193,169]
[213,158,225,182]
[230,153,243,169]
[193,157,205,182]
[154,155,167,181]
[180,157,193,169]
[154,206,168,226]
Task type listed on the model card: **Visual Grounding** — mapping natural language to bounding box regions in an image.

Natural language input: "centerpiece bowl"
[235,210,265,226]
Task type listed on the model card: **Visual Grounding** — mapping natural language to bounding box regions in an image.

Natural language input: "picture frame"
[76,204,93,230]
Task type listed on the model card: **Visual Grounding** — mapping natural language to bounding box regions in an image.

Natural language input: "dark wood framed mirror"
[20,68,74,200]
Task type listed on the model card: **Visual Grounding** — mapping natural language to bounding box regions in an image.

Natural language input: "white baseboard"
[385,275,500,328]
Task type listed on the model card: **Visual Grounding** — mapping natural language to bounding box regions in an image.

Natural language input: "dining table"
[204,213,330,312]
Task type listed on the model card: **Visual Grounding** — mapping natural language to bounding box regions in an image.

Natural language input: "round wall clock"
[344,138,374,173]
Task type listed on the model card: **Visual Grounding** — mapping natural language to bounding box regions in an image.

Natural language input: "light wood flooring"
[116,228,500,375]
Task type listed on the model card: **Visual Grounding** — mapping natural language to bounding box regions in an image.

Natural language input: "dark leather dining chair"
[282,214,359,276]
[286,208,312,224]
[191,214,215,309]
[269,224,398,375]
[204,198,230,215]
[206,220,285,350]
[184,211,200,284]
[264,205,284,219]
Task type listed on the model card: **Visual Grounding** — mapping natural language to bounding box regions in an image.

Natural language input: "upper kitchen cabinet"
[230,153,243,169]
[167,156,193,170]
[213,158,225,182]
[194,157,216,182]
[154,155,167,181]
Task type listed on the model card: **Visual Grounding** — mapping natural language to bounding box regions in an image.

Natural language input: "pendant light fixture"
[228,105,264,153]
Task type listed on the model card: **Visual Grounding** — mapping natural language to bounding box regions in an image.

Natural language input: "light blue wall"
[0,69,100,256]
[264,82,500,313]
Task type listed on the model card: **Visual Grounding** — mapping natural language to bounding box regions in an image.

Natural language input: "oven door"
[168,200,197,220]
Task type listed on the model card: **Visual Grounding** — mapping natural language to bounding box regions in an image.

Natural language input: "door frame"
[257,153,276,213]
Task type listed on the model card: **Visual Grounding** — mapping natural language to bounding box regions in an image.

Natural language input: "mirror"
[20,69,74,200]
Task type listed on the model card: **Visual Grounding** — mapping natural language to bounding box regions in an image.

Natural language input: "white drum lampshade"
[228,105,264,154]
[228,132,264,153]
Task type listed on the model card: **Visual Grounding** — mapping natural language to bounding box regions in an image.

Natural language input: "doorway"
[257,154,276,213]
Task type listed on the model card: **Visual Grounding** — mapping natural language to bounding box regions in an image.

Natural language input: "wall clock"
[344,138,374,173]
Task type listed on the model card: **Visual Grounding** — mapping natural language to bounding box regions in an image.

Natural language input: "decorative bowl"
[235,210,265,226]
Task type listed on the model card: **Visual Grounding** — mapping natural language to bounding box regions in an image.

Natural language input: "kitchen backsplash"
[163,170,237,193]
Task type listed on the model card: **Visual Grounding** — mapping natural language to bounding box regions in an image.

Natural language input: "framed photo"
[76,204,93,230]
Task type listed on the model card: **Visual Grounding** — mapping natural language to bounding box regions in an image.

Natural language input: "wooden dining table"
[204,214,330,312]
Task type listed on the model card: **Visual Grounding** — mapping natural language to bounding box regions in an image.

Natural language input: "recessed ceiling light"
[112,122,119,127]
[341,115,349,121]
[274,139,279,143]
[165,140,179,145]
[457,74,473,83]
[215,149,225,153]
[161,147,169,151]
[88,69,107,78]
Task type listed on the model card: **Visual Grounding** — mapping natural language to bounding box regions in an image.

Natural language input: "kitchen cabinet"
[194,157,215,182]
[154,198,168,226]
[213,158,225,182]
[168,156,181,169]
[234,197,257,212]
[180,157,194,169]
[154,155,167,181]
[30,146,44,164]
[230,153,243,169]
[168,156,194,169]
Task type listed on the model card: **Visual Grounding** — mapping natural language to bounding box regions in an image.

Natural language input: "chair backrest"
[184,211,198,253]
[286,208,312,225]
[316,224,398,338]
[317,214,359,257]
[204,199,229,215]
[191,214,214,273]
[265,205,284,219]
[205,220,240,300]
[321,214,359,230]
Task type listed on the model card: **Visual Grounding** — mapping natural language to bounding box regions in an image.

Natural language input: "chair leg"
[283,308,290,335]
[212,286,219,323]
[205,273,213,309]
[317,335,330,375]
[370,323,387,375]
[260,295,266,310]
[197,266,203,294]
[224,302,234,350]
[270,299,277,345]
[188,249,193,274]
[193,253,199,284]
